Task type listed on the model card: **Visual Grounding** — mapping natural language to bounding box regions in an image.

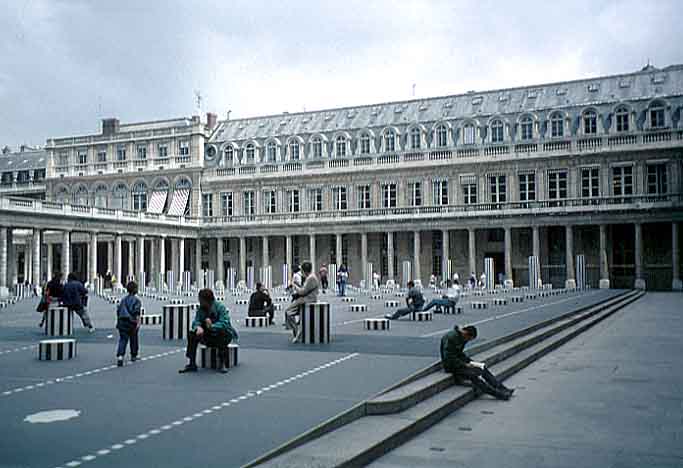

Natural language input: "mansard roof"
[210,64,683,143]
[0,149,47,172]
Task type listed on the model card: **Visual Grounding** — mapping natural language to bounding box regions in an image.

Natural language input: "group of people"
[37,272,95,332]
[384,278,462,320]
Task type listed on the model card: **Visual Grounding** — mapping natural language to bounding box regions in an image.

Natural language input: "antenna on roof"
[194,90,202,113]
[412,83,416,98]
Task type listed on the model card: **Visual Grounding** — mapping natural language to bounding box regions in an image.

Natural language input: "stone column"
[441,229,450,282]
[361,232,368,284]
[565,225,576,289]
[239,237,246,282]
[148,238,156,281]
[89,231,98,284]
[468,228,476,276]
[216,237,224,284]
[0,227,7,292]
[262,236,269,268]
[413,230,421,283]
[634,223,645,289]
[195,239,202,286]
[114,234,122,284]
[309,234,316,270]
[159,237,166,277]
[62,231,71,277]
[387,231,394,281]
[504,227,513,287]
[31,230,42,284]
[532,226,541,285]
[107,241,113,274]
[673,223,681,291]
[286,235,293,268]
[137,235,145,284]
[599,225,610,289]
[171,239,178,275]
[7,228,16,286]
[25,237,32,283]
[127,239,134,280]
[46,242,53,281]
[336,233,343,267]
[179,238,185,273]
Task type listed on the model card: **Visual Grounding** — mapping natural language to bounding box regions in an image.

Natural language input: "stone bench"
[39,338,76,361]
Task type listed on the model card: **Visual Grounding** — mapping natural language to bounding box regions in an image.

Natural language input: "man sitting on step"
[385,280,425,320]
[440,325,514,400]
[179,289,239,374]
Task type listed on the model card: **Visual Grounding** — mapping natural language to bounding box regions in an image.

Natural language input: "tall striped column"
[159,236,166,290]
[33,229,41,286]
[565,225,576,289]
[484,257,495,290]
[468,228,476,277]
[441,229,450,284]
[528,255,540,289]
[62,231,70,279]
[402,260,411,286]
[413,231,421,284]
[246,266,254,289]
[328,264,337,292]
[239,237,246,283]
[575,254,586,290]
[114,234,122,287]
[309,234,316,271]
[282,264,290,288]
[387,231,395,281]
[0,227,7,292]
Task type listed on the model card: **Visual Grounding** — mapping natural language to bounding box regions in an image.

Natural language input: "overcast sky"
[0,0,681,146]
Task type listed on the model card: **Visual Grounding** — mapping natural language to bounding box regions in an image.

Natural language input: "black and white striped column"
[162,304,192,340]
[44,306,73,336]
[38,339,77,360]
[364,318,390,330]
[245,316,269,327]
[299,302,330,344]
[576,254,586,290]
[199,344,239,369]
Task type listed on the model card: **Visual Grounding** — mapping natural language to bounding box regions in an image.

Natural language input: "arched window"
[55,187,69,204]
[583,110,597,135]
[550,113,564,138]
[435,124,448,147]
[73,185,88,206]
[410,127,421,149]
[93,185,108,208]
[112,183,128,210]
[463,124,476,145]
[312,137,322,159]
[132,182,147,211]
[336,135,347,158]
[267,142,277,162]
[289,140,300,160]
[223,146,234,166]
[490,120,504,143]
[360,133,371,154]
[384,130,396,152]
[175,178,192,190]
[649,101,665,128]
[615,106,629,132]
[245,143,255,163]
[520,116,534,140]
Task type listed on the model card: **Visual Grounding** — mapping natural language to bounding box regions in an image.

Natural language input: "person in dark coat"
[248,282,274,325]
[116,281,142,366]
[38,272,65,327]
[63,273,95,332]
[385,280,425,320]
[440,325,513,400]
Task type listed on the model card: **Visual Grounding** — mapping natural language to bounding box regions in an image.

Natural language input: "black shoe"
[216,367,228,374]
[131,356,138,362]
[116,357,124,367]
[178,364,198,373]
[495,389,511,400]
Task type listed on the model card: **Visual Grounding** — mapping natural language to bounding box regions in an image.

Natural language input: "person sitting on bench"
[422,279,461,312]
[440,325,513,400]
[248,282,274,325]
[385,280,425,320]
[179,289,239,374]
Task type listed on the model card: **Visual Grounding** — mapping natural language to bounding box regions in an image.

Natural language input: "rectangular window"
[650,109,665,129]
[97,148,107,162]
[220,192,233,217]
[33,169,46,181]
[548,170,568,200]
[616,113,629,132]
[116,145,126,161]
[612,166,633,196]
[647,164,667,195]
[432,180,448,206]
[333,186,347,211]
[243,191,255,216]
[287,189,300,213]
[357,185,371,209]
[308,188,323,211]
[58,152,69,166]
[409,182,422,207]
[136,144,147,160]
[463,126,476,145]
[382,183,397,208]
[489,174,507,203]
[461,175,477,205]
[179,140,190,156]
[581,167,600,198]
[263,190,277,214]
[518,173,535,202]
[78,150,88,165]
[158,143,169,158]
[202,193,213,217]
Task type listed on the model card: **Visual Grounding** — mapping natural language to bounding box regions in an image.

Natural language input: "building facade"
[1,64,682,292]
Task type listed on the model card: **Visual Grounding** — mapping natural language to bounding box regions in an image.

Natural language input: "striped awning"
[147,190,168,214]
[166,189,190,216]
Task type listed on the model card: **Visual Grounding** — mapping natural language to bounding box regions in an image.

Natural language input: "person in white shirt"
[422,279,460,312]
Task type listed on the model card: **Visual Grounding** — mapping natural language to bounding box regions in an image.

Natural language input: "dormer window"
[410,127,421,150]
[245,143,255,163]
[520,116,534,140]
[224,145,234,164]
[289,141,300,160]
[649,101,665,129]
[550,113,564,138]
[435,124,448,147]
[312,138,322,159]
[360,134,371,154]
[267,142,277,162]
[335,136,347,158]
[490,120,504,143]
[615,107,629,132]
[463,124,476,145]
[384,130,396,152]
[583,110,597,135]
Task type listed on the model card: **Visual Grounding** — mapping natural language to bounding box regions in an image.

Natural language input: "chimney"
[102,118,120,136]
[191,115,200,124]
[206,112,217,130]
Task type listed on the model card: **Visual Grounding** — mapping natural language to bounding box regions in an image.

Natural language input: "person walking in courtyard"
[63,273,95,332]
[319,264,329,292]
[116,281,142,366]
[385,280,425,320]
[441,325,514,400]
[337,264,348,297]
[284,262,319,343]
[179,289,239,374]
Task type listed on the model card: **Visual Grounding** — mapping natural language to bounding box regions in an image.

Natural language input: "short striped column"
[246,266,255,290]
[371,294,382,300]
[350,304,367,312]
[299,302,330,344]
[162,304,192,340]
[411,310,433,321]
[245,316,269,327]
[169,298,184,305]
[491,297,508,306]
[199,344,239,369]
[341,296,356,303]
[471,301,488,309]
[235,298,249,305]
[510,295,524,303]
[384,300,400,308]
[39,339,76,360]
[44,306,73,337]
[364,318,390,330]
[140,314,162,326]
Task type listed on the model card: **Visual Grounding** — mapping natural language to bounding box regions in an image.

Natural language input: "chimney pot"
[206,112,218,129]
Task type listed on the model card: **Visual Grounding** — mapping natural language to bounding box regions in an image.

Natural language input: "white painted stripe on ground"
[420,290,601,338]
[0,345,36,356]
[0,348,184,398]
[51,353,360,468]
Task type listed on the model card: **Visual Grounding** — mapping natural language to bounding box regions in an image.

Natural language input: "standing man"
[284,262,319,343]
[116,281,142,366]
[385,280,425,320]
[63,273,95,332]
[441,325,513,400]
[179,289,239,374]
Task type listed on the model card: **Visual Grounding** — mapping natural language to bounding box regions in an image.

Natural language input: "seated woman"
[422,279,460,312]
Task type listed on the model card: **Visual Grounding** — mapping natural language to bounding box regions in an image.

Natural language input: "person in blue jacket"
[63,273,94,332]
[116,281,142,367]
[179,288,239,374]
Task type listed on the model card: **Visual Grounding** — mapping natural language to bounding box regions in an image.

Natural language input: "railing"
[484,145,509,156]
[283,162,302,172]
[328,159,349,168]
